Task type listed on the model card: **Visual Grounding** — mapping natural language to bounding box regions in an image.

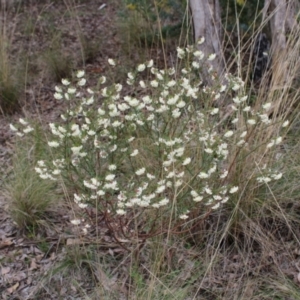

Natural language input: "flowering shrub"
[10,41,288,244]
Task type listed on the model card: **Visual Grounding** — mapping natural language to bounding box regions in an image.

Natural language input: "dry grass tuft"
[5,125,59,233]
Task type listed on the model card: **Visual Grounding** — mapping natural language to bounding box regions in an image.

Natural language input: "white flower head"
[197,36,205,44]
[23,127,34,134]
[167,80,176,88]
[193,50,204,60]
[232,84,240,91]
[147,173,155,180]
[210,108,219,115]
[151,67,158,75]
[236,139,244,147]
[233,97,240,104]
[181,68,189,74]
[211,203,220,210]
[128,98,139,107]
[85,96,94,105]
[156,185,166,194]
[71,219,81,225]
[193,196,203,202]
[172,99,183,108]
[172,108,181,118]
[198,172,209,179]
[77,78,86,86]
[190,190,198,197]
[139,80,146,88]
[156,73,164,80]
[257,176,271,183]
[159,197,169,206]
[224,130,234,138]
[76,70,85,78]
[137,64,146,72]
[55,86,62,93]
[177,47,185,59]
[168,67,175,75]
[19,118,28,126]
[182,157,191,165]
[105,174,115,181]
[150,80,159,88]
[192,61,200,69]
[99,76,106,84]
[259,114,270,124]
[146,113,154,121]
[208,53,216,61]
[262,102,272,110]
[179,214,189,220]
[52,169,61,175]
[9,124,18,132]
[79,203,88,209]
[130,149,139,157]
[186,45,193,53]
[240,131,247,138]
[48,141,59,148]
[240,95,248,102]
[107,165,116,172]
[147,59,154,68]
[267,140,275,148]
[247,119,256,125]
[220,170,228,179]
[62,79,70,86]
[136,167,146,176]
[108,58,116,66]
[272,173,283,180]
[71,145,83,155]
[116,209,126,215]
[64,93,70,100]
[204,148,213,154]
[220,85,226,92]
[87,88,94,94]
[102,87,108,97]
[229,186,239,194]
[275,136,282,145]
[282,120,289,128]
[221,197,229,203]
[54,92,63,100]
[37,160,46,167]
[96,189,105,197]
[67,87,76,94]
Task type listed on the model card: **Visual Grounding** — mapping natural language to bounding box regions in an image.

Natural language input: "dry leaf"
[33,247,43,254]
[14,272,27,281]
[30,258,37,270]
[1,266,10,275]
[7,282,19,294]
[0,238,13,249]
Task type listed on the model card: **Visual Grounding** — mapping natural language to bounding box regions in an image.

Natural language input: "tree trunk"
[262,0,299,85]
[189,0,224,83]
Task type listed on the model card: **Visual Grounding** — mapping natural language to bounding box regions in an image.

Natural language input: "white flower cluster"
[34,159,65,181]
[10,54,287,222]
[9,118,33,137]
